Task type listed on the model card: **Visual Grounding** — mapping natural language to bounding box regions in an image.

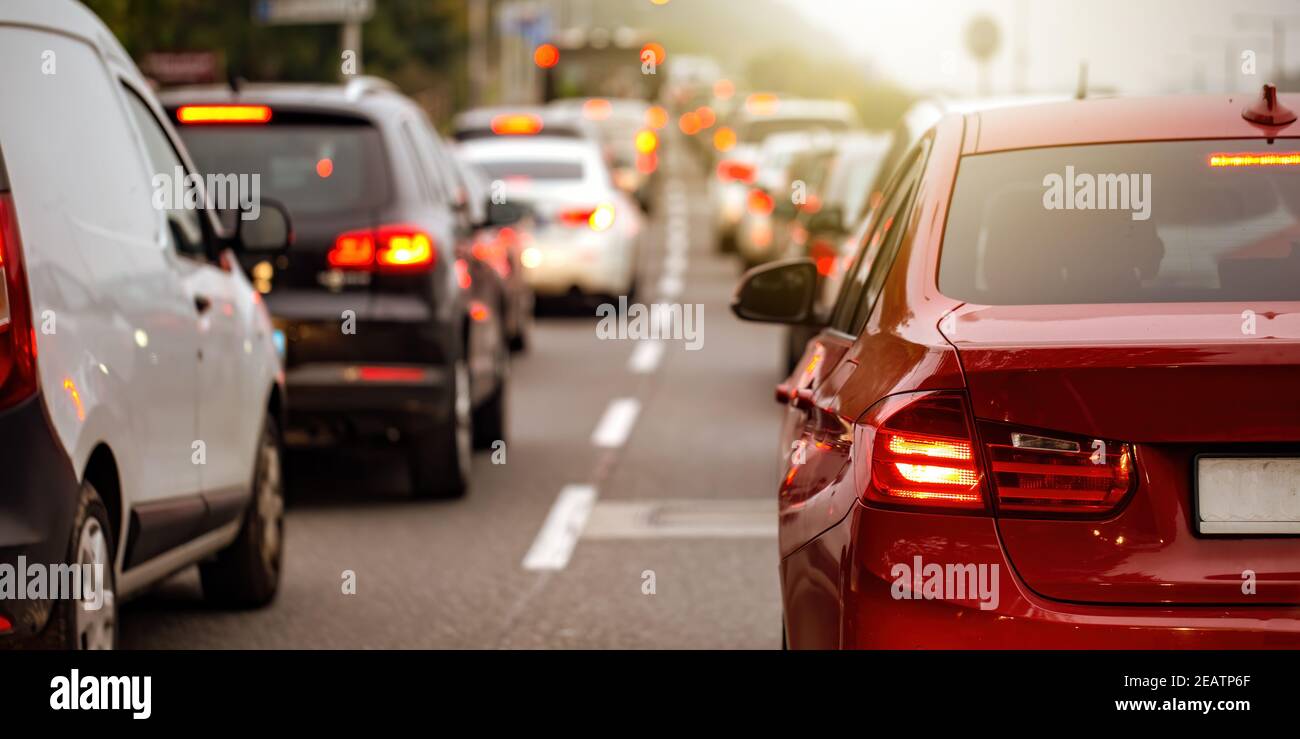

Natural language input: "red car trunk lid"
[947,302,1300,605]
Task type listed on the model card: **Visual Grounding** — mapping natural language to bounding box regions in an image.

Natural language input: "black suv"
[164,77,517,498]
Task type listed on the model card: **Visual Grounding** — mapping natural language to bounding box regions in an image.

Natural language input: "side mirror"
[235,199,292,255]
[805,204,845,235]
[485,200,526,228]
[732,258,821,324]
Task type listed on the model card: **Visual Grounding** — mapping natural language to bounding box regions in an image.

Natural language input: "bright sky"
[783,0,1300,96]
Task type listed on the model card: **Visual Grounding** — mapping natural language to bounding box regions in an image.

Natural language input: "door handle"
[194,294,212,314]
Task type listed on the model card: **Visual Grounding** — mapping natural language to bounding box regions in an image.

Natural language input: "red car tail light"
[979,423,1135,515]
[329,225,435,272]
[746,189,775,216]
[808,239,837,277]
[716,160,755,184]
[0,193,38,410]
[557,204,615,232]
[866,392,984,512]
[329,229,376,268]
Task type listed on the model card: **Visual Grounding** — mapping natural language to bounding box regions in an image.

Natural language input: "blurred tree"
[80,0,467,120]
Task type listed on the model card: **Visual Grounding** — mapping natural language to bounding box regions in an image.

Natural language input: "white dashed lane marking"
[522,484,598,571]
[590,397,641,448]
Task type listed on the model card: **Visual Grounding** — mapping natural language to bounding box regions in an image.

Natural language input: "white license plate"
[1197,457,1300,534]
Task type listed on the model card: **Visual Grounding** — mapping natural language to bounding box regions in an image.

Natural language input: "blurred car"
[735,89,1300,649]
[548,97,661,211]
[453,151,536,352]
[459,134,643,303]
[164,78,514,499]
[735,130,836,269]
[709,96,859,252]
[451,105,596,143]
[0,0,290,648]
[779,132,891,371]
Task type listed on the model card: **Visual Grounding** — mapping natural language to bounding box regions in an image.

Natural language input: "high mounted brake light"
[490,114,544,136]
[176,105,272,125]
[1209,152,1300,167]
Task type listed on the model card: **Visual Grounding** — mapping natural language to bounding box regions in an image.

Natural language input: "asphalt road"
[121,140,787,649]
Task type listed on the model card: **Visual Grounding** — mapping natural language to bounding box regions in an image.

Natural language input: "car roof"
[159,78,413,118]
[453,106,597,140]
[2,0,139,85]
[967,93,1300,153]
[458,136,598,161]
[736,98,859,123]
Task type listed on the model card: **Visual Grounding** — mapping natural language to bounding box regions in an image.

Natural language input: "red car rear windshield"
[939,139,1300,304]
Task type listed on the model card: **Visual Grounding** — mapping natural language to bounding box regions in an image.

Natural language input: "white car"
[459,136,642,301]
[734,130,835,268]
[0,0,289,649]
[709,97,858,253]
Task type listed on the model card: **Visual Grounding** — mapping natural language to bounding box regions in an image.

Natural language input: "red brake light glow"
[0,193,38,410]
[747,189,775,216]
[329,230,375,268]
[866,392,984,511]
[582,99,613,121]
[1209,152,1300,167]
[809,239,837,277]
[491,114,544,136]
[329,225,434,272]
[717,160,755,184]
[176,105,272,125]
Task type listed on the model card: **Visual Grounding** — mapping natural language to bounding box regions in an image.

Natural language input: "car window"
[176,118,391,221]
[940,139,1300,304]
[401,120,440,206]
[829,143,928,335]
[120,86,208,259]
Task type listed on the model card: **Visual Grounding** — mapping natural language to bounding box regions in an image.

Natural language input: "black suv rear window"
[177,122,391,217]
[940,140,1300,304]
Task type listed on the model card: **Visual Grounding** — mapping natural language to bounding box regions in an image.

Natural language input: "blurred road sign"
[965,14,1001,61]
[141,51,221,84]
[498,1,552,47]
[253,0,374,25]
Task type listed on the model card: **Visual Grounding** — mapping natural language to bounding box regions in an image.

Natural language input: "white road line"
[591,397,641,448]
[522,484,597,571]
[663,251,689,275]
[628,340,666,374]
[657,274,683,299]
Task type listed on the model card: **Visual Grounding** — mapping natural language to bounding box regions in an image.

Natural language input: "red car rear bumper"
[781,502,1300,649]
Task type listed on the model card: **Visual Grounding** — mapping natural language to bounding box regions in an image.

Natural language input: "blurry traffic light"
[533,43,560,69]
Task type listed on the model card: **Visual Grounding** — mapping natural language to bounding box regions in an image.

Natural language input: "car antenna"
[1074,60,1088,100]
[227,72,245,95]
[1242,83,1297,126]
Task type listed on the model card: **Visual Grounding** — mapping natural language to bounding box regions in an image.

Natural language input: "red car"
[734,87,1300,649]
